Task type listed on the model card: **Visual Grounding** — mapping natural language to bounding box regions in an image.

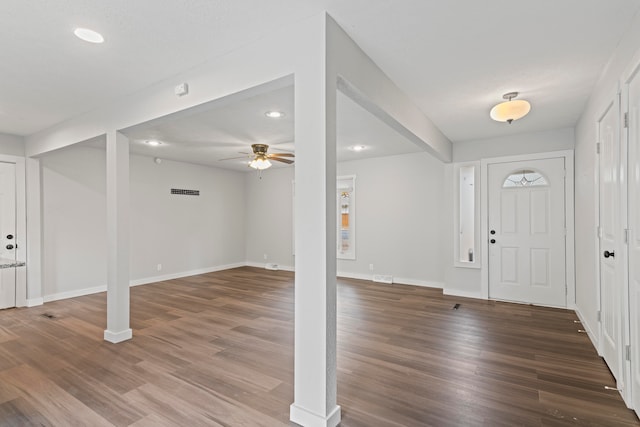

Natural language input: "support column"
[25,158,43,306]
[290,16,341,427]
[104,131,132,343]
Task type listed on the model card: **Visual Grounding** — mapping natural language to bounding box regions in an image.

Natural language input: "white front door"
[488,158,566,307]
[627,68,640,410]
[0,162,16,310]
[598,101,624,387]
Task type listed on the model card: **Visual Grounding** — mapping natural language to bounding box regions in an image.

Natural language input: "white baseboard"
[26,297,44,307]
[337,271,371,281]
[575,305,600,355]
[245,261,295,272]
[443,288,484,299]
[290,404,341,427]
[42,262,249,303]
[43,285,107,303]
[104,328,132,343]
[394,277,443,289]
[129,262,247,287]
[337,271,443,289]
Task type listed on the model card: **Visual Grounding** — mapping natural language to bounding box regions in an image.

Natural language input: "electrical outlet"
[264,254,268,260]
[369,264,374,271]
[157,263,162,271]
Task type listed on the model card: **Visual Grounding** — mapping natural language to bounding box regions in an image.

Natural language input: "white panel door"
[627,69,640,410]
[598,101,624,387]
[0,162,16,310]
[488,158,566,306]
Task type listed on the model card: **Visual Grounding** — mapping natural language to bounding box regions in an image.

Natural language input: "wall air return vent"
[170,189,200,196]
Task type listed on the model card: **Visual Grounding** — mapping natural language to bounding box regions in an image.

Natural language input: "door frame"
[0,154,26,308]
[480,150,575,308]
[620,56,640,410]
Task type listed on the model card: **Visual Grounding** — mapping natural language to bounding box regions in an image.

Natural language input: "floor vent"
[373,275,393,284]
[41,313,56,319]
[171,189,200,196]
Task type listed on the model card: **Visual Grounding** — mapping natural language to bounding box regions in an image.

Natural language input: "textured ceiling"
[2,0,639,147]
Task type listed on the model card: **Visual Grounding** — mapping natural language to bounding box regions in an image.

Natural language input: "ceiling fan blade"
[218,155,249,161]
[270,157,294,164]
[268,153,295,157]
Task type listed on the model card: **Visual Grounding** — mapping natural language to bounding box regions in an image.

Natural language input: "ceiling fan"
[219,143,294,170]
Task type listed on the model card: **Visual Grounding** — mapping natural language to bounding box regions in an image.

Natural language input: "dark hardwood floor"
[0,267,637,426]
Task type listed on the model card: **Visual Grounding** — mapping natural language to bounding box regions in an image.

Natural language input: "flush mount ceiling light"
[490,92,531,124]
[145,140,162,146]
[265,111,285,119]
[350,145,366,152]
[73,27,104,44]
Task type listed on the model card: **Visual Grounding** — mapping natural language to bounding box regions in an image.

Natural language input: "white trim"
[443,288,483,299]
[44,285,107,303]
[290,404,341,427]
[337,271,370,281]
[103,328,132,343]
[245,261,295,272]
[129,262,247,287]
[453,161,481,269]
[26,297,43,307]
[576,305,601,355]
[337,271,443,289]
[393,277,443,289]
[480,150,575,308]
[41,262,283,302]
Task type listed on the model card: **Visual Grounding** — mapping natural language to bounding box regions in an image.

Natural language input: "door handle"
[490,239,496,244]
[5,244,14,250]
[604,250,615,258]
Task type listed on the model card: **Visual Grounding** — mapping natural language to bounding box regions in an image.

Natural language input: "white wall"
[0,133,24,157]
[130,155,246,282]
[444,127,575,297]
[574,9,640,342]
[40,145,246,300]
[244,167,294,269]
[453,127,574,162]
[41,146,107,299]
[244,152,446,287]
[336,153,445,286]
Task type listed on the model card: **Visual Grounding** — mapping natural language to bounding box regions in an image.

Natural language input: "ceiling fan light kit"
[220,143,294,171]
[490,92,531,124]
[249,157,272,170]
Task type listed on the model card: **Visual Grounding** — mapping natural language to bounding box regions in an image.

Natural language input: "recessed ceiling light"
[350,145,366,152]
[74,27,104,44]
[145,140,162,146]
[265,111,285,119]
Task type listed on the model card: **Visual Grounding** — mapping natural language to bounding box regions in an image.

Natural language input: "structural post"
[290,15,341,427]
[25,157,43,306]
[104,131,132,343]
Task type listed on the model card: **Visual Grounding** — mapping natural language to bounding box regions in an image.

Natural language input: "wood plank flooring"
[0,266,637,426]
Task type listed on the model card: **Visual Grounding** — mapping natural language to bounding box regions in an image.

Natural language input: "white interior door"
[488,158,566,307]
[0,162,16,310]
[598,101,624,387]
[627,69,640,410]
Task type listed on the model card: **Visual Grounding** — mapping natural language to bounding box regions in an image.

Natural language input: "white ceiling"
[3,0,639,161]
[100,85,422,171]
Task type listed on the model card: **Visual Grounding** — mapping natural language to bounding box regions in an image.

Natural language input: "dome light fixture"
[265,111,285,119]
[490,92,531,124]
[73,27,105,44]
